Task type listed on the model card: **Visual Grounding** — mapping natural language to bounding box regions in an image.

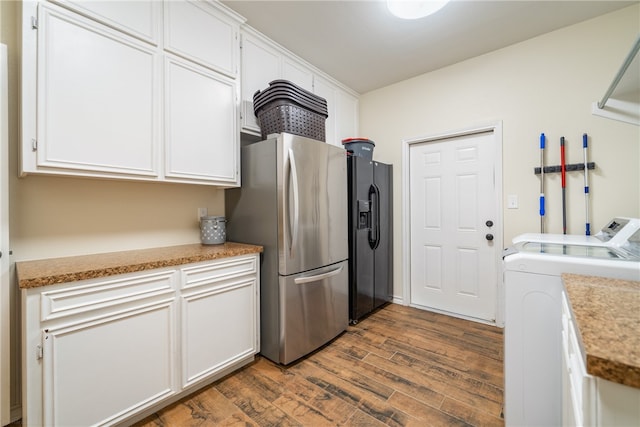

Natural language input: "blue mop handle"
[539,133,545,218]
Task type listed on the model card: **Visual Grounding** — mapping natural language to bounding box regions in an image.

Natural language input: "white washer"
[503,219,640,427]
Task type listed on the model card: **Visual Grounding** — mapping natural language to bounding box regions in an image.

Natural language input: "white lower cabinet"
[561,291,640,427]
[180,256,259,388]
[23,254,260,426]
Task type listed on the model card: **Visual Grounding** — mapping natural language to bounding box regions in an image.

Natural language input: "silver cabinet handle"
[294,265,344,285]
[288,147,300,258]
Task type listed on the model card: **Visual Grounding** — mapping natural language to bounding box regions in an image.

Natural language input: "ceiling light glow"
[387,0,451,20]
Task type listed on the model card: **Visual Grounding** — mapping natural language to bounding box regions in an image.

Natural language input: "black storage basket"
[254,80,328,141]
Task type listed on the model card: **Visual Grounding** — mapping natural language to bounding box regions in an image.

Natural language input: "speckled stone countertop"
[17,242,263,289]
[563,273,640,388]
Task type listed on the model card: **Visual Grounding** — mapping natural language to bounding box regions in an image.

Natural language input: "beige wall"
[2,1,226,263]
[359,4,640,299]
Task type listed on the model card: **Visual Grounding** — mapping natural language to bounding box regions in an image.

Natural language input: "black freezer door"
[373,161,393,310]
[347,156,393,322]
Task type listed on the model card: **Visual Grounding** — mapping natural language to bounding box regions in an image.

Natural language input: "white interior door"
[408,129,500,322]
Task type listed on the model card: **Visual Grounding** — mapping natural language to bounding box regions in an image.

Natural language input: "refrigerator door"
[373,162,393,309]
[278,133,348,276]
[348,156,375,321]
[279,260,348,364]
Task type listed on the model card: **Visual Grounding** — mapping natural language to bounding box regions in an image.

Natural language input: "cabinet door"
[164,0,239,77]
[241,33,281,132]
[181,256,258,388]
[313,76,338,146]
[49,0,161,44]
[282,55,313,92]
[42,300,176,426]
[31,4,160,178]
[164,55,238,185]
[23,269,178,427]
[336,89,359,142]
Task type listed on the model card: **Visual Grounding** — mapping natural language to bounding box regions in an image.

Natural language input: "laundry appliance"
[503,217,640,426]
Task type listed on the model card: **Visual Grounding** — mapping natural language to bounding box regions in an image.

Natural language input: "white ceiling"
[221,0,638,94]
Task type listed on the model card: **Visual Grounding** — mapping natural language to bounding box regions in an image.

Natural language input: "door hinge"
[36,344,43,360]
[31,16,38,30]
[31,138,37,151]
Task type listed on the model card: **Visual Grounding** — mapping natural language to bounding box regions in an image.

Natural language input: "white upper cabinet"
[313,76,338,146]
[282,55,314,92]
[22,0,244,187]
[315,77,359,147]
[165,55,238,184]
[25,3,160,178]
[48,0,161,44]
[164,0,239,78]
[240,32,280,132]
[239,27,360,143]
[336,89,360,143]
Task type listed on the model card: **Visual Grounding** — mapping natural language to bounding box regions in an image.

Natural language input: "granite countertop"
[17,242,263,289]
[563,273,640,389]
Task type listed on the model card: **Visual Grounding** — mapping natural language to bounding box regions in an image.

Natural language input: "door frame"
[1,42,9,425]
[402,121,505,326]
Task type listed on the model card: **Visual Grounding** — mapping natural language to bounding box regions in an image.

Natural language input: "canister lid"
[201,216,226,221]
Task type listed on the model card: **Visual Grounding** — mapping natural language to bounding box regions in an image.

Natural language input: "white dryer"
[503,218,640,426]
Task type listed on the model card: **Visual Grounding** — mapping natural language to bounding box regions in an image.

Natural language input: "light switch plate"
[197,207,208,220]
[507,195,518,209]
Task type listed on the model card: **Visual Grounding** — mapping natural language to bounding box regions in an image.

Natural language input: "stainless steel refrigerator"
[347,155,393,323]
[226,133,349,365]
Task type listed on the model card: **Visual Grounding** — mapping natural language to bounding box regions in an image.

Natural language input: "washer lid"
[515,241,630,260]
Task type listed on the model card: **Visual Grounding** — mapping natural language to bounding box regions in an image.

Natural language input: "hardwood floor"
[135,304,504,427]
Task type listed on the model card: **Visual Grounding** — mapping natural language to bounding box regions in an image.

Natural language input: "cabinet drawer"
[40,270,176,321]
[181,256,257,290]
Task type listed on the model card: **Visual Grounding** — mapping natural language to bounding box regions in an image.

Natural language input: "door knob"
[486,220,494,227]
[486,233,494,241]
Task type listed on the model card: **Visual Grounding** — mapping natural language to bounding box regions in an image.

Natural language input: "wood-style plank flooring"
[135,304,504,427]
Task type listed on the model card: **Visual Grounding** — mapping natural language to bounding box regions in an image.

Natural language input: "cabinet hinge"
[31,138,37,151]
[37,329,49,360]
[31,16,38,30]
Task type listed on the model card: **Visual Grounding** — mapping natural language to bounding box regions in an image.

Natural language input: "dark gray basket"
[257,100,326,141]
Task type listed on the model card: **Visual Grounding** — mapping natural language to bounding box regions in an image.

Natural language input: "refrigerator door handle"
[294,265,344,284]
[369,184,381,249]
[287,147,300,258]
